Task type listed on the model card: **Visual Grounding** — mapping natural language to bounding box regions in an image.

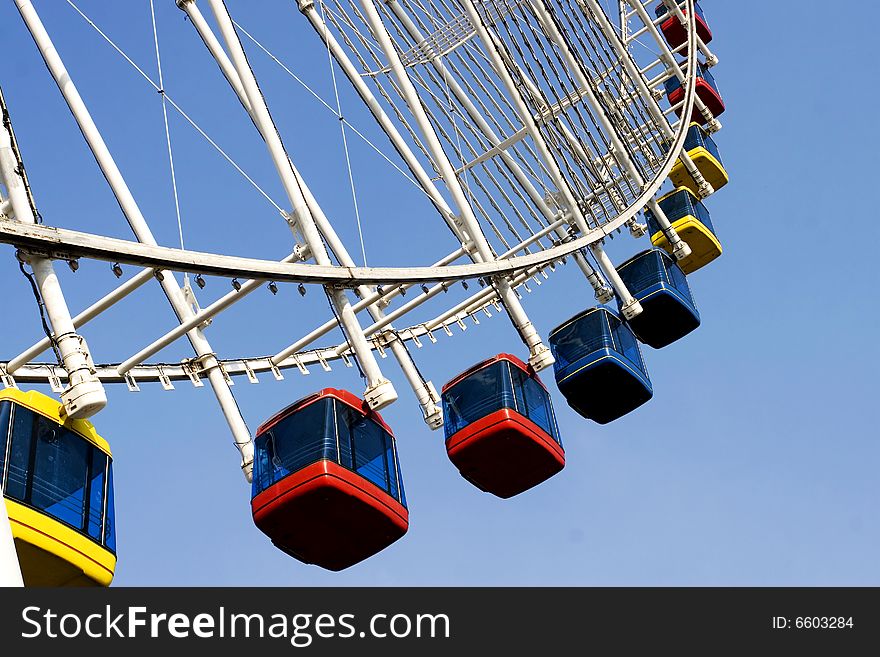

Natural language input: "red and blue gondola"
[442,354,564,499]
[655,1,713,50]
[251,388,407,571]
[665,61,725,123]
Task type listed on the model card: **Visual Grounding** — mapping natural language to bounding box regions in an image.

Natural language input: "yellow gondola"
[645,187,722,274]
[1,389,116,586]
[669,123,729,196]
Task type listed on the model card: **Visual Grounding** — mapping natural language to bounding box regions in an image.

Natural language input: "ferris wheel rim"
[2,0,703,386]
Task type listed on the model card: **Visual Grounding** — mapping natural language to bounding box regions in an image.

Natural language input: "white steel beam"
[0,86,107,419]
[7,267,155,373]
[205,0,399,411]
[14,0,254,481]
[355,0,555,372]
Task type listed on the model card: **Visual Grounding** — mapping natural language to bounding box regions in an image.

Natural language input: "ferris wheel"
[0,0,727,583]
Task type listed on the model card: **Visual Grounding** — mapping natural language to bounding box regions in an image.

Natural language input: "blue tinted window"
[252,398,335,496]
[700,64,718,92]
[694,198,715,232]
[3,404,114,549]
[31,414,89,531]
[658,189,694,223]
[666,260,696,306]
[510,367,561,445]
[337,402,395,496]
[703,132,722,163]
[654,190,715,234]
[550,311,613,370]
[611,317,646,374]
[442,361,513,437]
[393,447,406,508]
[684,124,702,151]
[0,402,10,488]
[386,444,399,501]
[619,251,665,296]
[6,406,34,501]
[104,465,116,552]
[87,451,106,541]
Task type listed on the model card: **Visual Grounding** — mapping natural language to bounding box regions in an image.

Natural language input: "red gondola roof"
[256,388,394,436]
[442,353,547,393]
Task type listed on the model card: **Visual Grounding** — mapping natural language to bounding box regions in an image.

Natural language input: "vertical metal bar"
[0,497,23,586]
[579,0,713,197]
[0,87,107,420]
[355,0,554,371]
[204,0,399,411]
[383,0,611,301]
[182,0,442,425]
[14,0,255,481]
[459,0,643,317]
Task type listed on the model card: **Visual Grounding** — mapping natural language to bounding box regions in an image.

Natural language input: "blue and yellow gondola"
[646,187,722,274]
[669,122,729,196]
[1,389,116,586]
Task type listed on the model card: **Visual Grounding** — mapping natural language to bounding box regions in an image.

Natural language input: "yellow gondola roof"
[0,389,111,456]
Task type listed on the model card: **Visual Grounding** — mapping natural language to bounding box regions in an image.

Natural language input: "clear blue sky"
[2,1,878,586]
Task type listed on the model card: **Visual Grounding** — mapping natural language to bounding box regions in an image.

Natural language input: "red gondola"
[251,389,407,571]
[655,2,713,51]
[665,61,725,124]
[442,354,564,499]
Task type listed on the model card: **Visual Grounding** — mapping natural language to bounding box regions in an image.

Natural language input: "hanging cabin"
[616,249,700,349]
[655,1,713,51]
[549,308,653,424]
[442,354,564,499]
[669,122,729,195]
[665,61,725,123]
[251,389,408,571]
[645,187,722,274]
[0,389,116,586]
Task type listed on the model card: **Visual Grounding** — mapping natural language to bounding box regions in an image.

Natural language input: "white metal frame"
[0,0,705,583]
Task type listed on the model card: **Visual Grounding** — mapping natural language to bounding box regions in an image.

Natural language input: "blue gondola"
[549,308,653,424]
[616,249,700,349]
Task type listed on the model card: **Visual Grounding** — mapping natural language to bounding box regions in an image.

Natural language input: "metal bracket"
[0,367,18,390]
[316,352,332,372]
[244,361,259,384]
[293,354,310,375]
[182,361,205,388]
[157,366,175,391]
[269,360,284,381]
[218,362,234,386]
[47,367,64,394]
